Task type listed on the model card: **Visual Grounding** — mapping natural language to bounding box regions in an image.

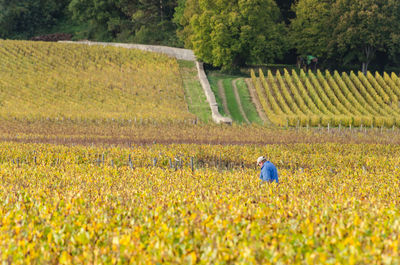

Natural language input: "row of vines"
[251,68,400,127]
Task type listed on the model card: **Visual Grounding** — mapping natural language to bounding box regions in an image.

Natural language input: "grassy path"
[223,78,245,123]
[232,79,250,124]
[178,60,212,123]
[217,80,231,117]
[208,75,227,117]
[208,71,264,124]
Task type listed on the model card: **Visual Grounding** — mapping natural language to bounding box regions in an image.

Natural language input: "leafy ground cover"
[0,142,399,264]
[178,60,212,123]
[1,40,400,264]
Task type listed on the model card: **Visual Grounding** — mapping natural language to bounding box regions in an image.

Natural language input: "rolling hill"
[0,40,196,124]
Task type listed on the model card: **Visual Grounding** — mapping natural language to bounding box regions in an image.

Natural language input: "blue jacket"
[260,161,279,183]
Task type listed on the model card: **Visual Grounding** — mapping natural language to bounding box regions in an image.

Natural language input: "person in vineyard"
[297,55,318,71]
[257,156,279,183]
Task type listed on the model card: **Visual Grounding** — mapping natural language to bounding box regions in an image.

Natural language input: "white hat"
[257,156,266,164]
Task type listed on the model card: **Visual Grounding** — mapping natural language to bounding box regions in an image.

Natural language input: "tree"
[275,0,295,24]
[178,0,287,71]
[289,0,335,59]
[173,0,199,48]
[128,0,180,45]
[69,0,180,44]
[0,0,69,39]
[332,0,400,74]
[290,0,400,72]
[68,0,129,40]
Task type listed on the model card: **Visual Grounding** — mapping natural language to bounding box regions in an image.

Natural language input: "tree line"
[1,0,399,72]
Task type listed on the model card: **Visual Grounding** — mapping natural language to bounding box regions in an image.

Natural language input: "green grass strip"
[223,78,245,123]
[236,78,263,125]
[178,60,212,123]
[208,74,227,117]
[208,71,263,124]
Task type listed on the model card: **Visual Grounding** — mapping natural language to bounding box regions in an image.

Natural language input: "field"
[1,40,400,264]
[1,143,400,264]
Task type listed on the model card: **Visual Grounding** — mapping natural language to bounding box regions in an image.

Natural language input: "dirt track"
[245,78,269,124]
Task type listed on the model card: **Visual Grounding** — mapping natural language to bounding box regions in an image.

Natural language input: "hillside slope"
[0,40,195,124]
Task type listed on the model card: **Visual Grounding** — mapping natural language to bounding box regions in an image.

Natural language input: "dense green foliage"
[332,0,400,74]
[177,0,287,71]
[68,0,181,45]
[0,0,181,46]
[289,0,334,60]
[0,0,69,39]
[290,0,400,73]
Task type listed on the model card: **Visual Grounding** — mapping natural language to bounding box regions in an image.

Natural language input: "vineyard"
[4,40,400,130]
[0,41,400,264]
[251,69,400,127]
[1,40,400,264]
[0,40,195,124]
[1,142,399,264]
